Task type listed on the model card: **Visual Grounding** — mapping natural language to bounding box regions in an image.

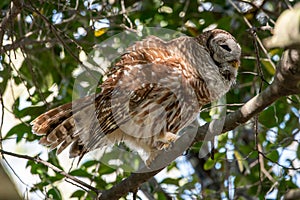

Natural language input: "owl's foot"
[156,132,179,151]
[146,133,179,167]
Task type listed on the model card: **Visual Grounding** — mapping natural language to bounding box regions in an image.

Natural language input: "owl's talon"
[146,151,159,167]
[155,132,179,151]
[157,142,173,151]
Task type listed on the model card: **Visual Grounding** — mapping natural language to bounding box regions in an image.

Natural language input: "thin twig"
[258,150,300,170]
[5,53,33,100]
[4,158,48,199]
[121,0,133,30]
[147,177,172,200]
[236,0,276,24]
[283,0,293,9]
[19,47,50,106]
[0,92,4,153]
[0,149,101,194]
[59,0,80,24]
[199,103,244,113]
[65,179,90,193]
[228,0,276,70]
[1,157,34,192]
[0,0,22,51]
[0,37,61,54]
[237,0,260,9]
[255,121,262,196]
[251,29,268,89]
[243,56,271,62]
[24,3,104,79]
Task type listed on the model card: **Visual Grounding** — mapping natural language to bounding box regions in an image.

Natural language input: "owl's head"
[208,30,240,63]
[197,29,241,81]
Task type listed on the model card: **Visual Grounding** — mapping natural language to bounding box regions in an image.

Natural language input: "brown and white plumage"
[31,29,241,165]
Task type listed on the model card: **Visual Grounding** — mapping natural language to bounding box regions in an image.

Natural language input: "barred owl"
[31,29,241,166]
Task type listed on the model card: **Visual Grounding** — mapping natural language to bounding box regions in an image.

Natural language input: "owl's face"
[208,32,241,81]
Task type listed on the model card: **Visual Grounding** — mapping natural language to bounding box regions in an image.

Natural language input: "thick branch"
[99,48,300,200]
[99,170,161,200]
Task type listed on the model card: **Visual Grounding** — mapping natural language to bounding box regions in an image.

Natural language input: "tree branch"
[0,149,100,194]
[98,169,162,200]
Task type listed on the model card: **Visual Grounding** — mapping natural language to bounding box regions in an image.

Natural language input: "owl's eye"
[220,44,231,52]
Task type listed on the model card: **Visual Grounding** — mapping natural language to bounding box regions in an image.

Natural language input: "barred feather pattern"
[31,29,241,165]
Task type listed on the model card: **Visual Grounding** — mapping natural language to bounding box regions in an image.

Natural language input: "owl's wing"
[31,94,99,157]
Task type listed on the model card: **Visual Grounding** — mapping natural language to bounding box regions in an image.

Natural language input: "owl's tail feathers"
[31,95,96,158]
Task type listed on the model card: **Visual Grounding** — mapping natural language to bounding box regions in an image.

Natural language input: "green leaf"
[71,190,85,199]
[48,174,64,182]
[234,150,244,173]
[267,150,279,162]
[98,164,116,175]
[261,60,276,75]
[161,178,179,185]
[81,160,98,169]
[297,144,300,159]
[156,192,168,200]
[47,187,62,199]
[48,151,63,170]
[29,162,48,175]
[166,161,177,171]
[214,152,226,160]
[0,0,10,9]
[4,123,31,143]
[259,106,277,128]
[15,105,47,119]
[69,169,92,178]
[234,150,251,174]
[0,63,11,94]
[31,181,48,191]
[204,158,216,170]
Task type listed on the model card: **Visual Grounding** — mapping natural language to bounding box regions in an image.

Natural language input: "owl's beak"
[229,60,240,69]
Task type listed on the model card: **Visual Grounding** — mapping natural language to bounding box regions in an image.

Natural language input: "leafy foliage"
[1,0,300,199]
